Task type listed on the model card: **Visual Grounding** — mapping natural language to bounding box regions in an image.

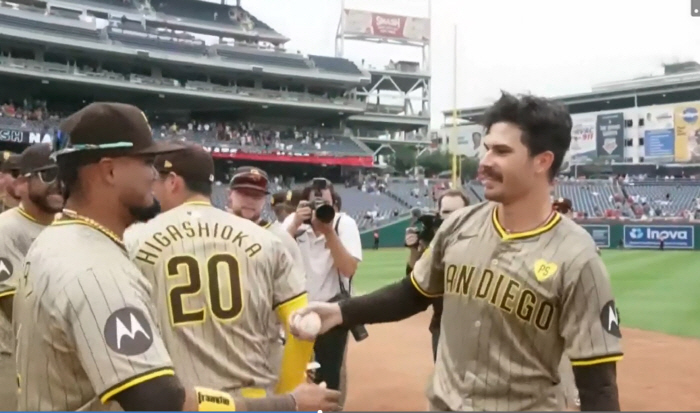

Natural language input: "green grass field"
[354,249,700,339]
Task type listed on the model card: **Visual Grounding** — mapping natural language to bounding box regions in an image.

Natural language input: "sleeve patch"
[103,307,154,356]
[599,300,621,338]
[0,257,13,282]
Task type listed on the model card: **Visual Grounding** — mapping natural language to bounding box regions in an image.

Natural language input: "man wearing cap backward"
[0,143,63,410]
[12,103,339,412]
[125,144,331,409]
[0,152,21,213]
[227,167,307,381]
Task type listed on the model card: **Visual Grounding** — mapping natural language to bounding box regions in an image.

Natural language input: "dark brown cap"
[553,197,573,213]
[0,154,21,173]
[56,102,182,158]
[271,190,291,206]
[230,166,269,194]
[288,189,303,207]
[20,143,56,175]
[154,143,214,183]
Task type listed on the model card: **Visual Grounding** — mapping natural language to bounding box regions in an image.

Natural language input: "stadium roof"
[444,71,700,122]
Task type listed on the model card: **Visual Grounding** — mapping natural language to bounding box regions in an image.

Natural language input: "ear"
[96,158,117,185]
[534,151,554,175]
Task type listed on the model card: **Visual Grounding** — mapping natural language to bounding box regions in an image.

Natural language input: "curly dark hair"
[482,92,572,181]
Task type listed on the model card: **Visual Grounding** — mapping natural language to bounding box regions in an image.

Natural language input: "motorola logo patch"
[0,258,13,282]
[599,300,622,338]
[104,307,154,356]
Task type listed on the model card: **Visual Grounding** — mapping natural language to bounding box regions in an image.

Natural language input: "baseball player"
[0,152,21,213]
[270,190,300,223]
[227,167,307,379]
[13,102,339,412]
[290,92,623,411]
[0,143,63,410]
[126,146,314,398]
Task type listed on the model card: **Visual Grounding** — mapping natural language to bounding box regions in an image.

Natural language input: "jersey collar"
[491,206,561,241]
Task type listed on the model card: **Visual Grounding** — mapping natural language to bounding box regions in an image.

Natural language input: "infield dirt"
[344,311,700,411]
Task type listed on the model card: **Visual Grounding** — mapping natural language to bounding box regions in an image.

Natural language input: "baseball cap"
[154,143,214,183]
[553,197,573,213]
[230,166,269,194]
[0,154,21,174]
[19,143,56,175]
[56,102,183,158]
[271,190,291,206]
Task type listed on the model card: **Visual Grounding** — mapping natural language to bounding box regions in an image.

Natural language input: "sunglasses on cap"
[24,167,59,184]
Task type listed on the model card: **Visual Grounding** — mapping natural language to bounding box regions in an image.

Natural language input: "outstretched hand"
[289,302,343,341]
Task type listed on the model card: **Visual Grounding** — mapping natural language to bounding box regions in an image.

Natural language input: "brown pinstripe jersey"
[127,202,305,394]
[13,218,174,411]
[0,207,47,355]
[412,201,623,411]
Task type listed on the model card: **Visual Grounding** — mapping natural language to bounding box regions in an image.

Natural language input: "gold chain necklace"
[61,209,125,248]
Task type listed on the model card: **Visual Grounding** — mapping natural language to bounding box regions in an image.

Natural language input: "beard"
[28,188,63,214]
[129,197,162,223]
[231,206,260,223]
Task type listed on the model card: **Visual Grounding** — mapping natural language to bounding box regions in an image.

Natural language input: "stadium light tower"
[335,0,432,135]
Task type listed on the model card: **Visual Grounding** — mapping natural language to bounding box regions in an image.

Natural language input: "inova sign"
[623,225,694,249]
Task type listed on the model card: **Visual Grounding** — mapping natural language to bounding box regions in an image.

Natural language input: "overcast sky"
[240,0,699,127]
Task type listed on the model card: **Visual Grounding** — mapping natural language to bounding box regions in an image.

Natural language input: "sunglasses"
[25,167,59,184]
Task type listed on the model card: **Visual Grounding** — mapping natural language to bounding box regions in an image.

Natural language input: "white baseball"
[297,312,322,337]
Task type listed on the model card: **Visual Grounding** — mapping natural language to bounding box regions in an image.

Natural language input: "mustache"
[478,166,503,182]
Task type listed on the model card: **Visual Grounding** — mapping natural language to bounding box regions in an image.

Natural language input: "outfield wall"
[361,218,700,250]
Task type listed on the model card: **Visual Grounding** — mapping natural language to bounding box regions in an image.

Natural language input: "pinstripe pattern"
[0,207,47,355]
[13,221,173,411]
[412,202,623,411]
[127,203,305,394]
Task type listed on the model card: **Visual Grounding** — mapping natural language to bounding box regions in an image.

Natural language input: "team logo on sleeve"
[533,259,558,282]
[600,300,622,338]
[104,307,154,356]
[0,258,13,282]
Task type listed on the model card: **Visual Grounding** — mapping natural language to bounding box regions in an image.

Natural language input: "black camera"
[409,208,443,245]
[329,291,369,342]
[302,178,335,225]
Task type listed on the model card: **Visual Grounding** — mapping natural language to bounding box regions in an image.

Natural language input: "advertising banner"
[641,107,675,158]
[568,114,598,163]
[596,112,625,160]
[673,103,700,162]
[0,128,53,145]
[343,9,430,42]
[623,225,694,249]
[582,224,611,248]
[201,145,374,167]
[441,124,485,158]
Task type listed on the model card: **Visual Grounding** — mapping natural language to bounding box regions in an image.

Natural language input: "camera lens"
[315,204,335,224]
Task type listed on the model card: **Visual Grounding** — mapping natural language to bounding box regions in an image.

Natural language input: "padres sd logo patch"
[533,259,558,282]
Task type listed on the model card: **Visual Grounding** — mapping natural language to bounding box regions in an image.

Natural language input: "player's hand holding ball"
[291,381,342,412]
[289,302,343,341]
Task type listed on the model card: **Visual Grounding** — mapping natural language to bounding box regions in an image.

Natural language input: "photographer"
[282,178,362,393]
[405,189,469,361]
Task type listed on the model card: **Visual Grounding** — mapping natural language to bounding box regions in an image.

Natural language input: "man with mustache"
[0,152,21,213]
[289,92,622,411]
[227,166,307,382]
[13,103,338,412]
[0,143,63,410]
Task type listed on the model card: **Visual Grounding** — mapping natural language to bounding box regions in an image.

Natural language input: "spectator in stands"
[282,179,362,394]
[405,188,469,362]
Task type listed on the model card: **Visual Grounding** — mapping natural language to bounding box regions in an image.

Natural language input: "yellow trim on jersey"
[491,206,561,241]
[0,289,16,299]
[16,206,38,223]
[409,272,442,298]
[99,367,175,403]
[262,221,272,229]
[274,292,315,394]
[570,355,623,367]
[183,201,211,207]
